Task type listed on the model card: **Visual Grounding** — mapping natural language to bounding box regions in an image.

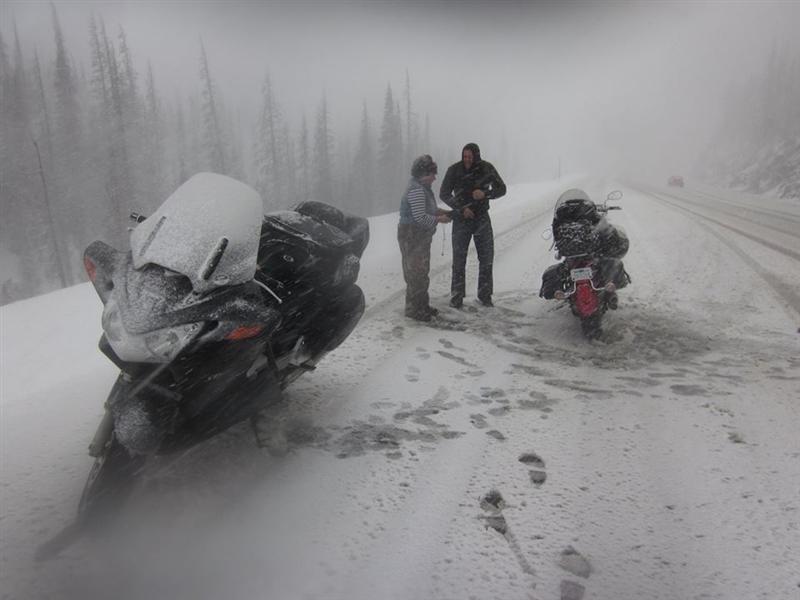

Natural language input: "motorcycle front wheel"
[77,434,145,524]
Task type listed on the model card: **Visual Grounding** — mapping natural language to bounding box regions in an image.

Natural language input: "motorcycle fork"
[88,374,131,457]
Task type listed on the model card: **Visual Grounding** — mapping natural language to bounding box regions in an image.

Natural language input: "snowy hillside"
[699,137,800,201]
[1,179,798,600]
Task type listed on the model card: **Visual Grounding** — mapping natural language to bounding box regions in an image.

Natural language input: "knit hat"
[411,154,438,178]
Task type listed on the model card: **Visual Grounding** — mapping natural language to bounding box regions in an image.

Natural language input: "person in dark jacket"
[398,155,452,321]
[439,142,506,308]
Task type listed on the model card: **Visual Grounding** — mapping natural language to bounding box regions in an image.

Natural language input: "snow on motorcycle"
[539,188,630,339]
[36,173,369,560]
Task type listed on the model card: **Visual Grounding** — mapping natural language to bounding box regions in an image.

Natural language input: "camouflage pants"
[398,224,434,316]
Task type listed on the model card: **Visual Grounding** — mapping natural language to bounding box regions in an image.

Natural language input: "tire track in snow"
[689,188,800,227]
[632,186,800,318]
[634,186,800,260]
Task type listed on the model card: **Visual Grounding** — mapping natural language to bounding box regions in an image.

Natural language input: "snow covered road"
[2,180,798,600]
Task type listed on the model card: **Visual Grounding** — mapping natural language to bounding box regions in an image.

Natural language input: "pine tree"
[378,83,403,214]
[297,114,310,203]
[254,72,286,208]
[404,69,420,161]
[142,61,166,210]
[100,17,134,239]
[88,15,109,108]
[117,27,139,119]
[352,101,377,215]
[198,40,226,174]
[31,48,67,287]
[52,4,80,151]
[50,3,86,279]
[174,97,189,186]
[283,122,297,205]
[312,94,333,204]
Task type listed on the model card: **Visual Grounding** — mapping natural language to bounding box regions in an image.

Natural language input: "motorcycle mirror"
[606,190,623,202]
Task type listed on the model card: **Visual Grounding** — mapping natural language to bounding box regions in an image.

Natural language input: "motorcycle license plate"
[570,267,593,281]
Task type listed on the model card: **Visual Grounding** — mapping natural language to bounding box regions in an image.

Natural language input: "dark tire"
[580,315,603,339]
[77,435,145,524]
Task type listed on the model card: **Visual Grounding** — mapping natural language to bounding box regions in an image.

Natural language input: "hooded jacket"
[439,144,506,217]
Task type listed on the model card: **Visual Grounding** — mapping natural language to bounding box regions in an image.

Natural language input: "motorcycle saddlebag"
[596,224,629,259]
[597,258,631,289]
[539,263,566,299]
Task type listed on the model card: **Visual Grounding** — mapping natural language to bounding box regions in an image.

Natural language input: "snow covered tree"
[312,94,334,205]
[378,83,404,214]
[140,61,166,210]
[297,114,311,203]
[404,70,421,162]
[254,72,287,209]
[198,40,227,174]
[352,101,377,215]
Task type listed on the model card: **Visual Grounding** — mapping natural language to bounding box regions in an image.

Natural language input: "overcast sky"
[4,0,799,181]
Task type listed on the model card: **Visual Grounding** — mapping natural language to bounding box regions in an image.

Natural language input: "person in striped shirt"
[398,155,452,321]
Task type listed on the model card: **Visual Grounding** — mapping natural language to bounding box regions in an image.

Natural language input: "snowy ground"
[1,179,799,600]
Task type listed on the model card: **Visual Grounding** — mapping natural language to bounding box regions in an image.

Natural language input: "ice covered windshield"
[129,173,264,294]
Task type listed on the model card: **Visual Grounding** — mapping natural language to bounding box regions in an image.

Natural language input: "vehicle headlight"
[145,323,201,361]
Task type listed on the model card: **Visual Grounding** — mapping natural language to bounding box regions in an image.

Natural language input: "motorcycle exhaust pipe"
[88,409,114,457]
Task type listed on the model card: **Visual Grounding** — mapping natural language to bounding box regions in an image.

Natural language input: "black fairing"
[86,241,281,333]
[88,201,369,456]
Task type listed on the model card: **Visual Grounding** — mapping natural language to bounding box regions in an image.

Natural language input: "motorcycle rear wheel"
[580,315,603,339]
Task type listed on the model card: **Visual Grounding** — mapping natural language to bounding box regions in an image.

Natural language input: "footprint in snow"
[558,546,592,600]
[406,365,420,382]
[470,413,488,429]
[519,452,547,487]
[478,489,536,577]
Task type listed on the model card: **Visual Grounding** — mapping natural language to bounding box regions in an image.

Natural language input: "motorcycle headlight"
[144,323,202,361]
[103,299,203,363]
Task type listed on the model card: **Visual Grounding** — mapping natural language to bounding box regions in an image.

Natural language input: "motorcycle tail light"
[84,256,97,282]
[226,325,265,341]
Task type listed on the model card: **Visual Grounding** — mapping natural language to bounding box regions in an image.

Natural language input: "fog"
[2,1,799,304]
[7,0,798,177]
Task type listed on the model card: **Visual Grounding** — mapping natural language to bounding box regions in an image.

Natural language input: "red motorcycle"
[540,189,630,339]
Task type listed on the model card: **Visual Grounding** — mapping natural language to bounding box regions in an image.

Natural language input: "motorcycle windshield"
[130,173,264,295]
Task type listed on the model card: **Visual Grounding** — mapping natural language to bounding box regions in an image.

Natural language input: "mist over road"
[2,180,798,600]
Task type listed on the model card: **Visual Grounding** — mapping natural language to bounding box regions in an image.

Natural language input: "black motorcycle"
[540,189,630,339]
[36,173,368,559]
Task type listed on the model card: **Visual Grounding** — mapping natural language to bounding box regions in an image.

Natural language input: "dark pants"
[451,212,494,302]
[398,224,434,315]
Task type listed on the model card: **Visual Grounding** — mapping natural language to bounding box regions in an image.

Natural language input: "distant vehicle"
[668,175,684,187]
